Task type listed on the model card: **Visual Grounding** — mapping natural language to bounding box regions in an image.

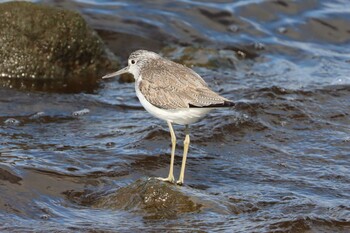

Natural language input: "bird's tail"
[189,101,235,108]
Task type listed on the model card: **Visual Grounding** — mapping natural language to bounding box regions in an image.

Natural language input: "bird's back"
[139,58,233,110]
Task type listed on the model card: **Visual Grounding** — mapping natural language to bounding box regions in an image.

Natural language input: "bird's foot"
[156,176,175,184]
[176,181,183,186]
[176,177,184,186]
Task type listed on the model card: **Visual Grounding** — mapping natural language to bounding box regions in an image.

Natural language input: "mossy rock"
[92,179,202,219]
[0,1,118,92]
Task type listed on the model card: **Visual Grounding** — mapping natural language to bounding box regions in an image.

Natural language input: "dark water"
[1,0,350,232]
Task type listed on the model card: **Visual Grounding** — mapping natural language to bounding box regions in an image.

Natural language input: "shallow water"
[1,0,350,232]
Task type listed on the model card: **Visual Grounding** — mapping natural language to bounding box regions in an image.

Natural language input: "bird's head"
[102,50,160,81]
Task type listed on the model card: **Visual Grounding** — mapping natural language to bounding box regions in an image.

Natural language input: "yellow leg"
[177,125,190,185]
[157,121,176,183]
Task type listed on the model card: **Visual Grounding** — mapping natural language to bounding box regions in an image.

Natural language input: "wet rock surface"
[68,179,202,219]
[0,1,118,92]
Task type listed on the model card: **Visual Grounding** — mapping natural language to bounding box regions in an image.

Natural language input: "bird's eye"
[131,60,136,64]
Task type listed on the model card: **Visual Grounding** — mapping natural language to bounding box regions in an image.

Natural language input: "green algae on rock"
[92,179,201,219]
[0,1,118,92]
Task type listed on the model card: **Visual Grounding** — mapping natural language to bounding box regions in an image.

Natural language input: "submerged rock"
[65,178,248,219]
[161,46,240,69]
[93,178,201,219]
[0,2,118,92]
[0,166,22,184]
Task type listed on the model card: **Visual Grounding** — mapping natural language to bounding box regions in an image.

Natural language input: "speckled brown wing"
[138,58,230,109]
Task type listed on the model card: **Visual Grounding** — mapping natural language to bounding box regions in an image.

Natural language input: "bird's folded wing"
[139,60,229,109]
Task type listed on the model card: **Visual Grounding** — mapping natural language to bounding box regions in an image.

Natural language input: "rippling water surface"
[1,0,350,232]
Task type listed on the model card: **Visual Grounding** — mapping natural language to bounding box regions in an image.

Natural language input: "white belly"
[135,84,211,125]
